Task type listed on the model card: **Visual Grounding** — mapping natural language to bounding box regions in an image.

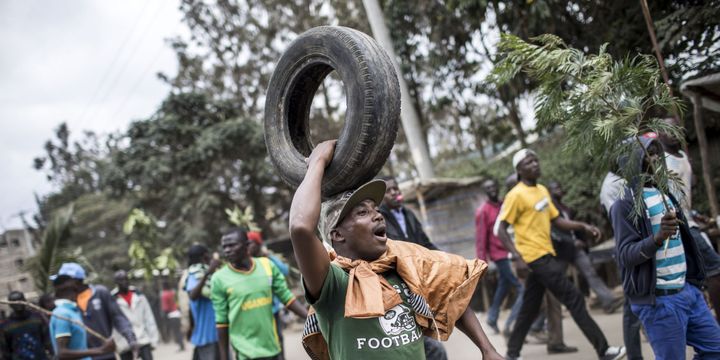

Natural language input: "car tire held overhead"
[264,26,400,198]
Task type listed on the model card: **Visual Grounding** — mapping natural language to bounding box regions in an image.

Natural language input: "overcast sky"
[0,0,187,229]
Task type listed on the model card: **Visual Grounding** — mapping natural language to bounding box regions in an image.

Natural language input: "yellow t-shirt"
[498,182,559,263]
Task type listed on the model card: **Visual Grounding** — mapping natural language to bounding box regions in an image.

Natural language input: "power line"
[83,1,169,126]
[111,41,168,122]
[108,2,179,124]
[75,1,152,127]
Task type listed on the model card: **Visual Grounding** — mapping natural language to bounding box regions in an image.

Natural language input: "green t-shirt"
[308,264,426,360]
[211,257,295,360]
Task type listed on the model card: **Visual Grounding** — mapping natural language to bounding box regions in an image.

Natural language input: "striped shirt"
[642,187,686,290]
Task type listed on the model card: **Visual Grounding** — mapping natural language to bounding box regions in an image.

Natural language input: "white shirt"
[664,151,693,214]
[600,172,625,214]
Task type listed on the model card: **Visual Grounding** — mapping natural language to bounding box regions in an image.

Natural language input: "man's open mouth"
[373,224,387,238]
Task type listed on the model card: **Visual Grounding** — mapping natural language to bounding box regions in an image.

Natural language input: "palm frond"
[26,205,75,293]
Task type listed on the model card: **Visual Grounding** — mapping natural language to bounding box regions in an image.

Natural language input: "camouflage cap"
[319,180,387,243]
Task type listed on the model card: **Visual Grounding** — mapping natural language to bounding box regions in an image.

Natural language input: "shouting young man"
[289,140,502,360]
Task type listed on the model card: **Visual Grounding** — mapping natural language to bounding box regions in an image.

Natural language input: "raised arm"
[189,259,220,301]
[288,140,335,300]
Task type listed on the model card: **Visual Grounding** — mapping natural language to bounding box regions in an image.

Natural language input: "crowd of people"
[2,118,720,360]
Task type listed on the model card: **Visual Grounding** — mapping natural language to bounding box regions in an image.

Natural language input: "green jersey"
[211,257,296,359]
[309,264,425,360]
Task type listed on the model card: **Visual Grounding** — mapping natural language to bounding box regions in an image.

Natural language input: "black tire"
[264,26,400,198]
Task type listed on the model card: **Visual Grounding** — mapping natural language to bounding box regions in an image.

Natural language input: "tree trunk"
[507,99,527,147]
[691,94,720,223]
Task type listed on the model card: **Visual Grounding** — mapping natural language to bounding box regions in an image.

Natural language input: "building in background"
[0,229,36,300]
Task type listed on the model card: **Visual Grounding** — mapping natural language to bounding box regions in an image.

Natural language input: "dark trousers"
[623,300,644,360]
[192,342,219,360]
[507,255,609,357]
[167,316,185,350]
[546,292,563,347]
[423,336,448,360]
[573,249,617,306]
[120,344,153,360]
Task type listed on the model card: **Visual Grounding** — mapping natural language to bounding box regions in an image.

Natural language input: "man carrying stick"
[610,137,720,358]
[290,140,503,360]
[49,263,116,360]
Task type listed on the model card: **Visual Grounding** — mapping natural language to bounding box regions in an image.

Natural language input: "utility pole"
[362,0,435,180]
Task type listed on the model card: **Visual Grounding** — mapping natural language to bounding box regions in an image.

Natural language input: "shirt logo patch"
[378,304,416,336]
[534,197,549,212]
[92,298,102,311]
[241,297,272,311]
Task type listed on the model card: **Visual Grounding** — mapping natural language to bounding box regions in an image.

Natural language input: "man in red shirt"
[476,178,523,337]
[160,282,184,352]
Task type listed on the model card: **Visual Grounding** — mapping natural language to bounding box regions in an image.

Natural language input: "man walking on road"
[211,228,308,360]
[160,282,184,352]
[475,178,523,339]
[499,149,626,360]
[611,136,720,359]
[548,180,624,314]
[112,270,160,360]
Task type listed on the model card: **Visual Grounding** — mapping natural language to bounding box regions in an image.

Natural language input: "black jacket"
[379,204,438,250]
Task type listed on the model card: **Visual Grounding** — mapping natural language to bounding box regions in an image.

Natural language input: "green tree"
[123,209,179,278]
[491,33,684,216]
[29,124,132,284]
[107,92,289,247]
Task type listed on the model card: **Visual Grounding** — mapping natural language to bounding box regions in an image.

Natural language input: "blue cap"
[49,262,86,281]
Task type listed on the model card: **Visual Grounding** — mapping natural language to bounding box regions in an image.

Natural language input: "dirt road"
[154,307,692,359]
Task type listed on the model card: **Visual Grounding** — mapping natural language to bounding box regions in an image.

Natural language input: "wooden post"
[691,93,720,230]
[415,187,431,239]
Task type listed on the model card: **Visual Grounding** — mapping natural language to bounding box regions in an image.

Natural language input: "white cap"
[512,148,537,169]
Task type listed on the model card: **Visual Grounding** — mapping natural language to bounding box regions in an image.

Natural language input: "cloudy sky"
[0,0,187,229]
